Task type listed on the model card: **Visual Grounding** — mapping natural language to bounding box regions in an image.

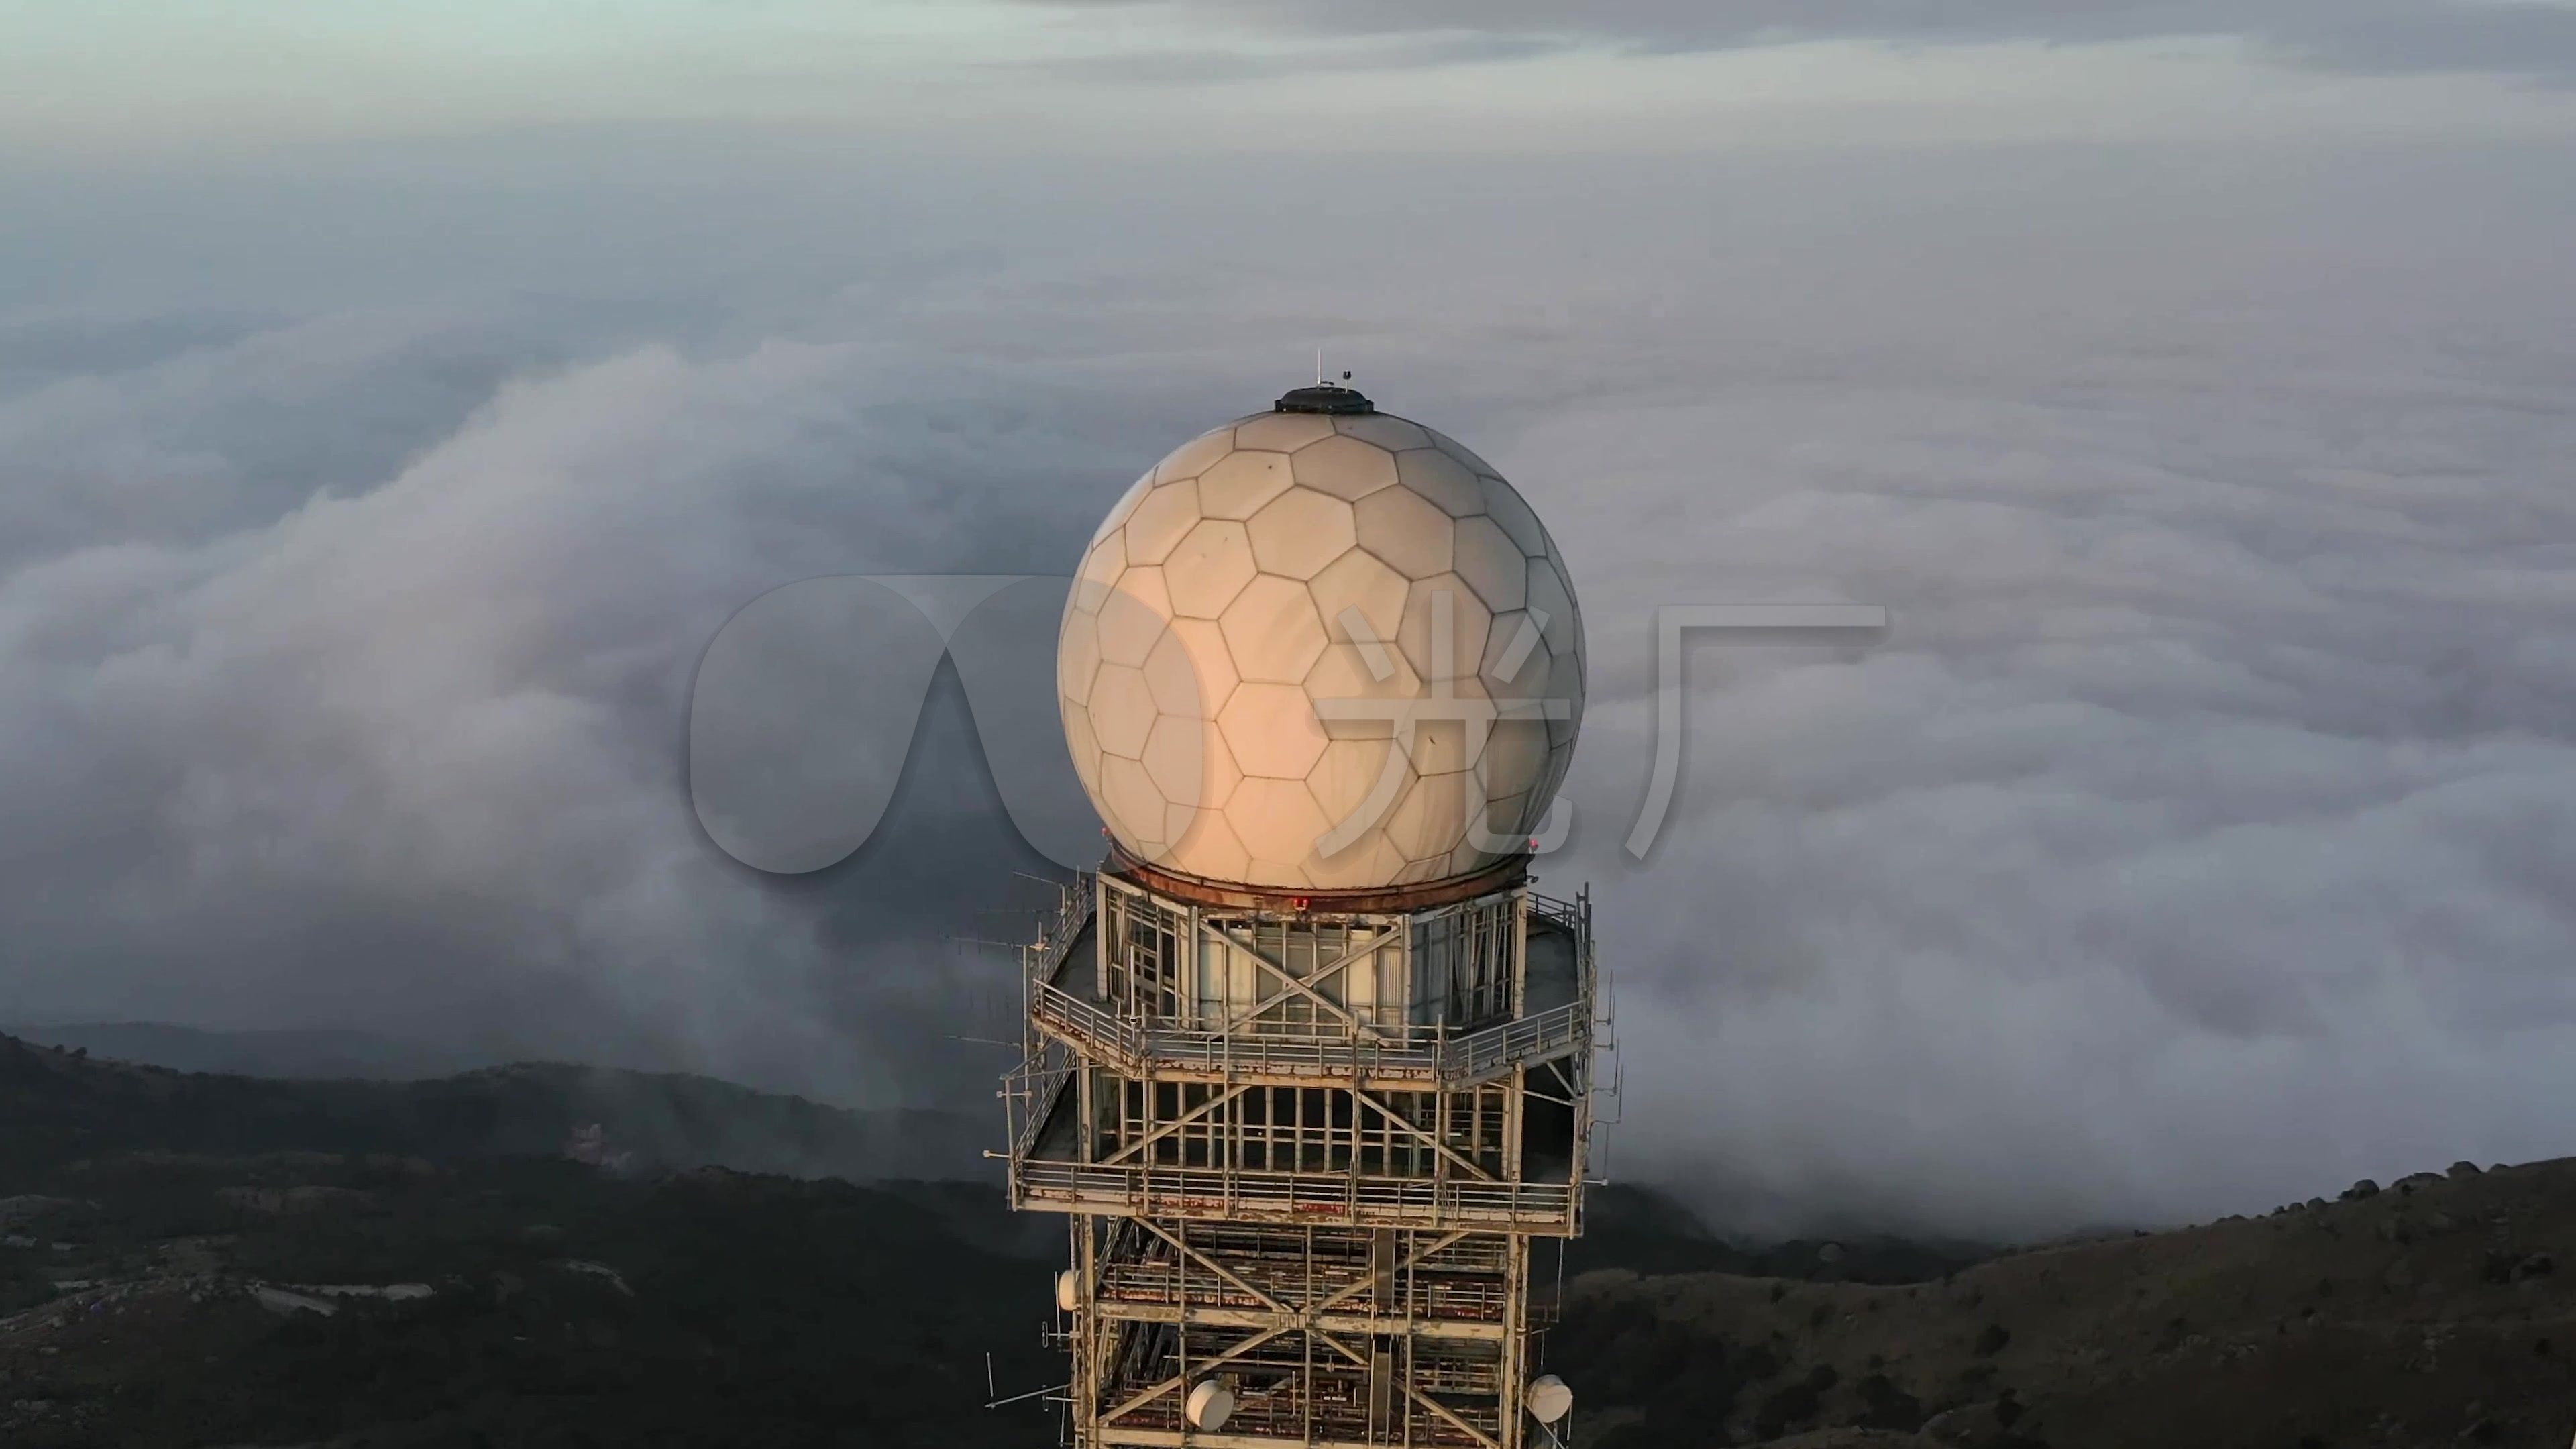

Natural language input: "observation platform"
[1023,885,1593,1092]
[1002,869,1595,1235]
[1093,1260,1519,1341]
[1008,1157,1578,1234]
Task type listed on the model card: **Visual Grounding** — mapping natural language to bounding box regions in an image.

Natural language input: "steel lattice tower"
[1004,851,1600,1449]
[1006,380,1600,1448]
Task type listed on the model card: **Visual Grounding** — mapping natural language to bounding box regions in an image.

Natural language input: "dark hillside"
[5,1022,485,1081]
[1554,1159,2576,1448]
[1570,1183,1997,1284]
[8,1032,2572,1447]
[1,1155,1060,1447]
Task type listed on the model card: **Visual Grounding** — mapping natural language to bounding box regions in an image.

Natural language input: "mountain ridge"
[3,1021,488,1081]
[0,1028,987,1184]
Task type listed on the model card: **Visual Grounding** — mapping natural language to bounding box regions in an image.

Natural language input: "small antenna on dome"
[1274,367,1374,414]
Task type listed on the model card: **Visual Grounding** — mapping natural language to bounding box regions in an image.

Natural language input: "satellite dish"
[1055,1269,1079,1313]
[1185,1380,1236,1430]
[1527,1374,1573,1424]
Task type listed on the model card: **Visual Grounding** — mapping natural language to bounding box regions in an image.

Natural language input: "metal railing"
[1028,870,1095,988]
[1530,887,1598,1006]
[1030,978,1587,1087]
[1004,1044,1074,1161]
[1527,890,1582,933]
[1435,1000,1587,1083]
[1099,1379,1500,1448]
[1012,1159,1578,1231]
[1097,1262,1515,1322]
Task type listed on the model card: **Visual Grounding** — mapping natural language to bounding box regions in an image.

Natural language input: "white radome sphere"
[1058,399,1584,891]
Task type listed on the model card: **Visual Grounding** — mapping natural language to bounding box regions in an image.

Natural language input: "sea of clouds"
[1,137,2569,1236]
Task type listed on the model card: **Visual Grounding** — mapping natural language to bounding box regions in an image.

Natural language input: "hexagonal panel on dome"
[1307,736,1411,837]
[1545,648,1584,749]
[1229,776,1334,865]
[1197,450,1295,521]
[1097,753,1167,847]
[1393,447,1486,519]
[1126,481,1201,565]
[1452,515,1527,613]
[1063,701,1102,781]
[1165,519,1256,618]
[1291,435,1401,501]
[1305,639,1421,716]
[1219,575,1329,685]
[1171,809,1251,880]
[1089,663,1157,761]
[1144,627,1208,719]
[1150,617,1234,718]
[1396,574,1492,684]
[1059,610,1102,705]
[1218,680,1330,780]
[1307,832,1410,890]
[1525,555,1580,657]
[1481,610,1554,701]
[1354,486,1454,580]
[1482,476,1550,557]
[1481,789,1534,845]
[1095,470,1156,543]
[1424,427,1501,480]
[1310,545,1409,647]
[1115,564,1173,618]
[1334,413,1430,452]
[1246,488,1358,580]
[1059,400,1582,890]
[1483,721,1552,805]
[1155,426,1236,484]
[1406,711,1483,777]
[1096,574,1173,667]
[1077,529,1126,594]
[1385,769,1470,864]
[1234,411,1339,453]
[1142,714,1211,809]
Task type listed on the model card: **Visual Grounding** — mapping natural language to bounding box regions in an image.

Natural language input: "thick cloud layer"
[1,142,2571,1237]
[1030,0,2576,81]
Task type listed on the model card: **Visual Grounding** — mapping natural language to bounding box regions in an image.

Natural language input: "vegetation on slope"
[1552,1162,2575,1448]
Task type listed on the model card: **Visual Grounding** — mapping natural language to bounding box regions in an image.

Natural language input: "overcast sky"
[2,0,2572,1240]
